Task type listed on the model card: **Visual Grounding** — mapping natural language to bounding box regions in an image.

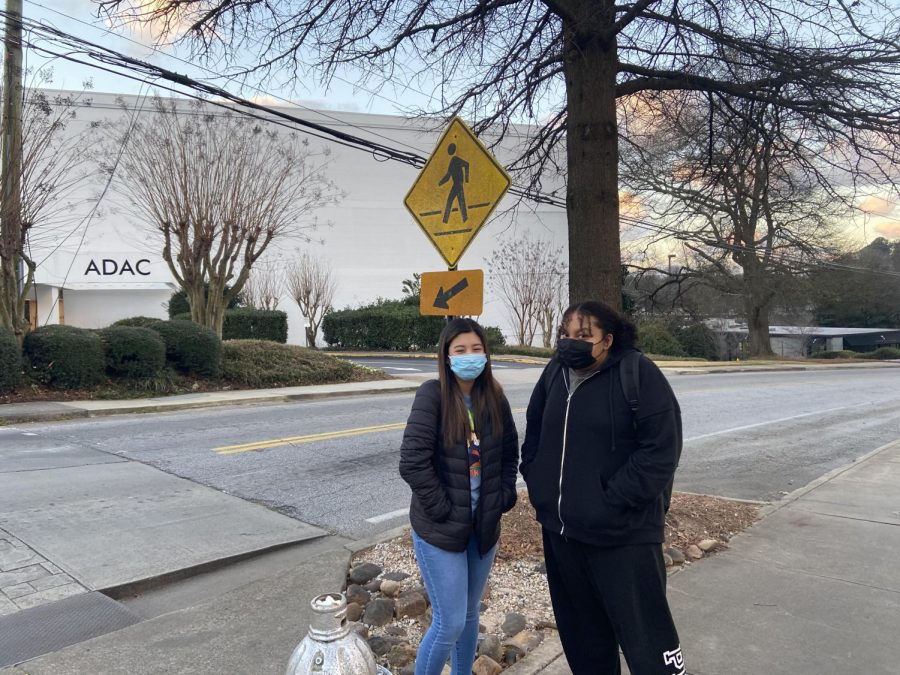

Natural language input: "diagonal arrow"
[433,278,469,309]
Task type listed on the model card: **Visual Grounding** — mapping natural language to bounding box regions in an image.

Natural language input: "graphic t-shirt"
[463,393,481,518]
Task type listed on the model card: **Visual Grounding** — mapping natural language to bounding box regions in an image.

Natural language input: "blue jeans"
[412,531,497,675]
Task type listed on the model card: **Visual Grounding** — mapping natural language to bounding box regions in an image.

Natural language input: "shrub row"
[815,346,900,360]
[323,301,444,351]
[172,309,288,343]
[16,319,222,389]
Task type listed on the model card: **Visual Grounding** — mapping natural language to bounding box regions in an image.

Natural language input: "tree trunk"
[562,2,621,310]
[305,325,316,348]
[744,282,774,358]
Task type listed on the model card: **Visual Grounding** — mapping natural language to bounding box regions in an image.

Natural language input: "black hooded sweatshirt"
[520,348,681,547]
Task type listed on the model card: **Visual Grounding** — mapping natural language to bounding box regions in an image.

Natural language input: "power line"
[9,10,898,282]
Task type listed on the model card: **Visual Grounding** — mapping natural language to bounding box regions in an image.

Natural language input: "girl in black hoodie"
[521,301,686,675]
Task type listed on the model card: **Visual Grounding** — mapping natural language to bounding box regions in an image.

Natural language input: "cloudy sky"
[23,0,900,245]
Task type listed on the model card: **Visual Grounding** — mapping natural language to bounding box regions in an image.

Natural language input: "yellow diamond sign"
[404,117,511,268]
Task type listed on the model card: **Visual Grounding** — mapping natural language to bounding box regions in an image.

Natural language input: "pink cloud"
[860,196,896,215]
[874,221,900,239]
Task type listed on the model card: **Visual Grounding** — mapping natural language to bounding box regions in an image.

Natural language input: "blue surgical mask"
[449,353,487,381]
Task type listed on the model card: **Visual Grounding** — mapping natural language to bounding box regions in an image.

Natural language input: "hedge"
[858,346,900,360]
[23,325,106,389]
[149,320,222,376]
[0,329,22,392]
[221,340,357,387]
[323,301,444,351]
[99,326,166,378]
[112,316,165,329]
[222,309,288,343]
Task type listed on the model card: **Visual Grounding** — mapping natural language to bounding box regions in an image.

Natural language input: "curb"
[0,383,422,425]
[759,437,900,519]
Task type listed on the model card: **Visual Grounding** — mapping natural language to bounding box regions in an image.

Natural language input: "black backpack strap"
[619,351,641,423]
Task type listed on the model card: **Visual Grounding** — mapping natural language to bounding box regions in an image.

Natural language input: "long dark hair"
[437,318,505,446]
[558,301,638,351]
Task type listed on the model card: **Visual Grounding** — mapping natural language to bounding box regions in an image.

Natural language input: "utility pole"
[1,0,24,339]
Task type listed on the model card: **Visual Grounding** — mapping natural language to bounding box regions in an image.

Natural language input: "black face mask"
[557,338,597,369]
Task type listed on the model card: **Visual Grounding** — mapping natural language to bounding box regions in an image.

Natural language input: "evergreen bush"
[675,323,719,360]
[222,309,288,343]
[635,318,685,357]
[0,329,23,392]
[112,316,164,329]
[99,326,166,378]
[323,300,444,351]
[23,325,105,389]
[149,320,222,376]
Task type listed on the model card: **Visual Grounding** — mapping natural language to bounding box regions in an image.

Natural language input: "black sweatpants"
[542,529,685,675]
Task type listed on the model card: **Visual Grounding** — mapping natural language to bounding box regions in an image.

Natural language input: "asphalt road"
[6,367,900,541]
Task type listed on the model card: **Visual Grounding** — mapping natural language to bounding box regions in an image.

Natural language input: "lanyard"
[467,408,476,434]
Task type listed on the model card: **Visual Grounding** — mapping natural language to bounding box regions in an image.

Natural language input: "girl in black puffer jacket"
[400,318,519,675]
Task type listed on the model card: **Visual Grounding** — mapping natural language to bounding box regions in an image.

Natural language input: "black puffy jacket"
[521,349,681,547]
[400,379,519,555]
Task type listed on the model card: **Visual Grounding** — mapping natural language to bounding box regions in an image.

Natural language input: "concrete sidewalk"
[507,438,900,675]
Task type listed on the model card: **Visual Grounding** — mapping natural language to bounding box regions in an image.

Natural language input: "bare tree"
[100,0,900,312]
[242,264,283,310]
[488,234,565,346]
[106,96,340,337]
[0,72,95,340]
[285,250,336,347]
[621,92,848,356]
[538,258,568,348]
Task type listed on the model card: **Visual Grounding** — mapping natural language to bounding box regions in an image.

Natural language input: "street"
[4,367,899,541]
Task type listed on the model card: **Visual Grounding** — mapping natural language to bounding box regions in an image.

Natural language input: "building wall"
[29,91,568,344]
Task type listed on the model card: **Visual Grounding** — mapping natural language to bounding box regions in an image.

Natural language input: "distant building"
[707,319,900,359]
[27,90,566,344]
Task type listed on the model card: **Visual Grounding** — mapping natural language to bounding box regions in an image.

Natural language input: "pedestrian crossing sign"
[404,117,511,268]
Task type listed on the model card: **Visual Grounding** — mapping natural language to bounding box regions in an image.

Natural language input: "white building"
[28,90,568,344]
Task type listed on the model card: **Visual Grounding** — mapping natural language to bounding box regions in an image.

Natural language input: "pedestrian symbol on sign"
[439,143,469,224]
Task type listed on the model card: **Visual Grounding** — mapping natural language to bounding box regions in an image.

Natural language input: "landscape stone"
[665,547,685,565]
[382,571,411,582]
[345,602,363,622]
[501,612,527,637]
[381,579,402,597]
[387,642,417,668]
[664,552,674,567]
[686,544,703,560]
[477,634,502,662]
[503,629,544,658]
[698,538,719,552]
[395,589,428,618]
[368,635,393,657]
[385,625,408,637]
[364,579,382,592]
[362,598,396,626]
[472,655,503,675]
[421,606,433,630]
[346,584,371,606]
[399,665,416,675]
[349,621,368,639]
[349,562,383,585]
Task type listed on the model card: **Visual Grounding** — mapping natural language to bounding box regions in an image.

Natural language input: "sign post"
[405,117,510,320]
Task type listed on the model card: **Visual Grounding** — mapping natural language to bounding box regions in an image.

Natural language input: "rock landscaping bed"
[346,490,760,674]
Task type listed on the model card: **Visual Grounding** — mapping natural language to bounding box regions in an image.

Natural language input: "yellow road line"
[214,408,527,456]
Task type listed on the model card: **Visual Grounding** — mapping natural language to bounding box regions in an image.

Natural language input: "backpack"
[544,351,682,511]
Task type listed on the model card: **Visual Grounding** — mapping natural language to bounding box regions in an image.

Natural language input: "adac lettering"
[84,258,151,276]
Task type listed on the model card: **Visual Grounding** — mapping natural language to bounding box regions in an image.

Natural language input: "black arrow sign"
[433,278,469,309]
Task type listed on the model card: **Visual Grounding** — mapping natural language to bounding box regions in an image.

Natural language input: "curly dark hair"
[558,301,638,351]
